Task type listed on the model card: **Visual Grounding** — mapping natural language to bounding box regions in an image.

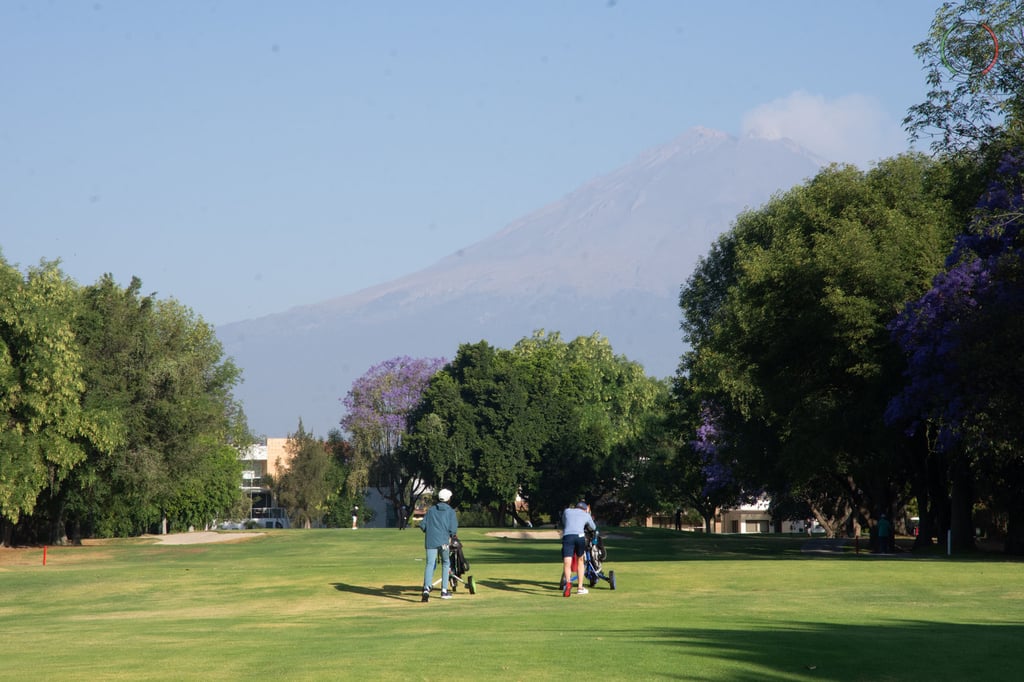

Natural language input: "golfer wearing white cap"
[421,488,458,602]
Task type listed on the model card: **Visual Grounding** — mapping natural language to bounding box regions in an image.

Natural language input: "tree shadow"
[448,530,1023,577]
[469,531,817,565]
[597,620,1024,681]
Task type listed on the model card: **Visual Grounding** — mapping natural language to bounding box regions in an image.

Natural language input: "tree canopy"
[678,155,959,536]
[887,152,1024,552]
[1,260,122,544]
[905,0,1024,153]
[275,420,336,528]
[405,331,667,524]
[1,263,248,545]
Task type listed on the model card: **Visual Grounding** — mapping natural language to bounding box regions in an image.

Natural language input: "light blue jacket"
[421,502,458,548]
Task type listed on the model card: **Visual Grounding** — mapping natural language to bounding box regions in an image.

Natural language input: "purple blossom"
[691,405,735,498]
[341,356,447,449]
[887,151,1024,450]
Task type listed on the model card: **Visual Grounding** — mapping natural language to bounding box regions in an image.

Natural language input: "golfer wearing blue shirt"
[421,488,458,602]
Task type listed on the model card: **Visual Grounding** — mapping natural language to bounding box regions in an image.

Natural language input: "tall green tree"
[679,155,958,535]
[318,429,357,528]
[406,332,665,525]
[275,420,335,528]
[0,260,122,545]
[58,275,246,539]
[405,341,536,525]
[516,332,664,522]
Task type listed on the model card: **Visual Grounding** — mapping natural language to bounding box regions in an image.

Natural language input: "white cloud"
[740,91,907,168]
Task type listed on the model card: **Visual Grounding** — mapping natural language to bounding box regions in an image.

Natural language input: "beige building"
[237,438,296,527]
[646,496,778,534]
[715,498,772,534]
[241,438,294,483]
[236,438,387,528]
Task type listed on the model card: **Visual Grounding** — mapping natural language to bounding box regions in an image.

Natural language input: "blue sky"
[2,1,947,325]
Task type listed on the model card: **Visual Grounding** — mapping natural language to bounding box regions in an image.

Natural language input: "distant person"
[351,505,359,530]
[421,488,458,602]
[877,513,892,554]
[399,505,408,530]
[561,501,596,597]
[675,508,683,531]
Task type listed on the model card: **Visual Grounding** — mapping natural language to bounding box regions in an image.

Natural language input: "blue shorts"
[562,534,586,559]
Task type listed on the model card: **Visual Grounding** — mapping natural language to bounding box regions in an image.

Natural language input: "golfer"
[561,501,596,597]
[421,488,458,602]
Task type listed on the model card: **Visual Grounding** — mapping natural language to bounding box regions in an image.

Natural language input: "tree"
[341,356,446,527]
[315,429,358,528]
[406,332,666,525]
[678,155,958,536]
[404,341,538,525]
[0,260,122,545]
[275,420,335,528]
[888,153,1024,553]
[683,405,746,534]
[58,275,246,539]
[517,332,665,522]
[905,0,1024,154]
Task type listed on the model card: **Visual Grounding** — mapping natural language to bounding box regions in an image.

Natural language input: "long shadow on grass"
[466,530,987,568]
[476,577,563,596]
[598,620,1024,681]
[470,531,821,565]
[331,582,421,602]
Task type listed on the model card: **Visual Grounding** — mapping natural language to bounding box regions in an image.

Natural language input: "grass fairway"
[2,528,1022,681]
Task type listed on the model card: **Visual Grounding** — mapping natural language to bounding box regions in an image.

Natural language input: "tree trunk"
[47,495,69,546]
[949,455,975,552]
[922,429,952,549]
[1004,494,1024,556]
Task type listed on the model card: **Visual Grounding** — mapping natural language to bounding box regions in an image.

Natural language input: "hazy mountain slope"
[218,128,823,436]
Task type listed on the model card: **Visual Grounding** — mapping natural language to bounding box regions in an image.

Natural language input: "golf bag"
[436,534,476,594]
[561,527,617,590]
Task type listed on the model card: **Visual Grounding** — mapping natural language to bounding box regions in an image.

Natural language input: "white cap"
[437,488,453,502]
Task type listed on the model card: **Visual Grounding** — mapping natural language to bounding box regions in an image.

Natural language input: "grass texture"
[2,528,1022,681]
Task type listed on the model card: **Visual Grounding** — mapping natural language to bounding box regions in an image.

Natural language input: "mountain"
[217,127,824,437]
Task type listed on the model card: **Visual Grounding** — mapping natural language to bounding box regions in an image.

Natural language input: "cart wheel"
[609,570,616,590]
[450,581,457,593]
[589,577,598,588]
[559,575,567,591]
[468,575,476,595]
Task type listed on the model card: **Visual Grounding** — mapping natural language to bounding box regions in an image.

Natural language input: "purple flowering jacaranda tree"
[341,356,446,527]
[685,405,744,533]
[888,152,1024,553]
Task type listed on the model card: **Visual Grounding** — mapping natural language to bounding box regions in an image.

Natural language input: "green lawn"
[2,528,1021,681]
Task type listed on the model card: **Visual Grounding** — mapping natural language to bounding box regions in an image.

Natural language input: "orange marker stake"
[43,545,48,566]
